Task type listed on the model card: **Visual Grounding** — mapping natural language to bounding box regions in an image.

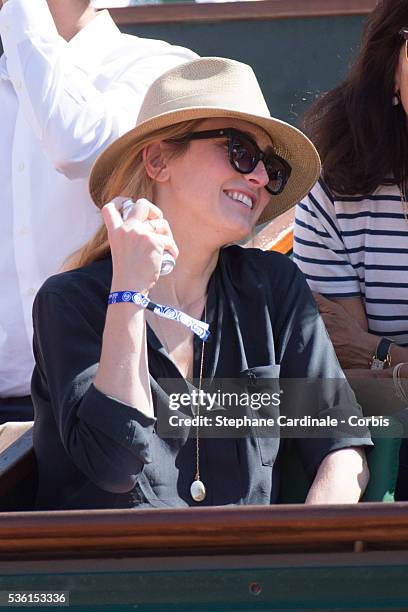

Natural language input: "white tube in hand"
[160,252,176,276]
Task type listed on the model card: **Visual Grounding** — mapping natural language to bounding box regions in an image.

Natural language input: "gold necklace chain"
[195,323,206,481]
[151,299,208,502]
[190,304,207,502]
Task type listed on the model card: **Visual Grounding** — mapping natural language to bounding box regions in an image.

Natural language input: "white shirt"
[0,0,197,396]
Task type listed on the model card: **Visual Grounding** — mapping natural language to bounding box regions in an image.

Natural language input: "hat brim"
[89,107,320,225]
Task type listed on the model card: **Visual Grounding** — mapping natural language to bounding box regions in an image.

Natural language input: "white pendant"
[190,479,206,502]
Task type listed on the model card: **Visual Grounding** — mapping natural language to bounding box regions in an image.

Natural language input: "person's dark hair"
[303,0,408,195]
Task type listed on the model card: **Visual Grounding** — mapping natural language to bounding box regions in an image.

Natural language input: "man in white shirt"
[0,0,197,423]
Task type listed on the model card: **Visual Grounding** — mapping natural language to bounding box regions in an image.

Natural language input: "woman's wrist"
[110,278,150,296]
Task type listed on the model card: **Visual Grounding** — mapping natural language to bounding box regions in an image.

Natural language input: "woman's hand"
[102,198,178,294]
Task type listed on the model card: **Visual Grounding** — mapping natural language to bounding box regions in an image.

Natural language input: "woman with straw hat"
[31,57,371,510]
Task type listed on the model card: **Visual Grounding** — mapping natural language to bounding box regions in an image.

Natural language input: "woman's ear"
[143,142,170,182]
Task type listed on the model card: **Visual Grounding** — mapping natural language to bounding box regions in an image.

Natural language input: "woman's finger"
[138,198,163,221]
[122,198,150,223]
[155,234,179,262]
[123,198,163,223]
[102,201,123,233]
[147,218,173,238]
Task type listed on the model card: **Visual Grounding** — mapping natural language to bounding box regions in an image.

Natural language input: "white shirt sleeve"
[0,0,197,179]
[293,179,361,297]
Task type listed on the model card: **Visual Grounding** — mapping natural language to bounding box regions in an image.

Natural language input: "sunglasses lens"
[230,136,258,173]
[227,131,290,195]
[265,157,289,194]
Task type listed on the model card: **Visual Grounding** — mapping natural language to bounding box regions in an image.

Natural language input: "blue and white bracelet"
[108,290,210,341]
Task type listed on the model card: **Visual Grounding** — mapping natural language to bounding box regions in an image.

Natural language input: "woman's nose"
[245,160,269,188]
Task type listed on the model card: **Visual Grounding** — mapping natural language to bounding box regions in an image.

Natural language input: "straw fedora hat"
[89,57,320,224]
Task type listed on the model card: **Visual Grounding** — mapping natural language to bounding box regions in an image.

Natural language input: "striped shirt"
[293,178,408,346]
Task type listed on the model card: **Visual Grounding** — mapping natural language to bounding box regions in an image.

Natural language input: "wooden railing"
[1,503,408,560]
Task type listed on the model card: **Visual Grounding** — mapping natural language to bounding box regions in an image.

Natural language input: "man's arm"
[331,295,368,330]
[315,293,408,368]
[0,0,197,179]
[306,447,369,504]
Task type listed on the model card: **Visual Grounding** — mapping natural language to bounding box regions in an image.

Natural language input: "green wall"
[121,15,367,126]
[1,560,408,610]
[0,14,367,125]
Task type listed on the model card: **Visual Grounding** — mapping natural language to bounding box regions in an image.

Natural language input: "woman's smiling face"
[154,117,272,246]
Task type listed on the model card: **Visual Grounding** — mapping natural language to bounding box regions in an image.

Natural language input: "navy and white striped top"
[293,178,408,346]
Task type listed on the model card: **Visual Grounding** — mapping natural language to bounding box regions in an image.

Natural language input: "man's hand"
[313,293,377,369]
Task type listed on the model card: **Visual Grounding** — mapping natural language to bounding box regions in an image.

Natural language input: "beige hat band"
[138,94,270,124]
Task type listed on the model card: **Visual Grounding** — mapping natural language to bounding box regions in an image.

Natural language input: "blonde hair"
[67,119,202,270]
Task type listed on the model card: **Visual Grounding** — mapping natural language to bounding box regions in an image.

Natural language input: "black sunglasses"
[168,128,291,195]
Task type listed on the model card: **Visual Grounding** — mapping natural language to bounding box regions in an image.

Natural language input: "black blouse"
[31,246,371,510]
